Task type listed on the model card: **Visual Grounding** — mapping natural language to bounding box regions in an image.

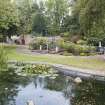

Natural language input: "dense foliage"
[29,37,96,55]
[0,0,19,39]
[0,46,8,70]
[73,0,105,44]
[0,0,105,45]
[58,41,96,55]
[29,37,47,49]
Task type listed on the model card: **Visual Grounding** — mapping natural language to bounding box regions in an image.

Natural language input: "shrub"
[0,46,8,70]
[73,45,88,54]
[63,51,73,56]
[29,42,39,50]
[77,40,87,45]
[0,35,3,42]
[61,32,70,37]
[66,43,75,53]
[58,42,96,55]
[56,38,65,48]
[29,37,48,50]
[73,45,96,55]
[89,52,97,56]
[29,37,63,50]
[0,34,6,42]
[80,53,87,56]
[60,42,75,53]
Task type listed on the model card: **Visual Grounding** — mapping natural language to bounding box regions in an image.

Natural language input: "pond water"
[0,67,105,105]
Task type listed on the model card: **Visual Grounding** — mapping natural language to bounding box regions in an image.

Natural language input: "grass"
[2,44,105,71]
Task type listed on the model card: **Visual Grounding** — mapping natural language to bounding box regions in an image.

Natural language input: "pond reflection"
[0,68,30,105]
[71,80,105,105]
[0,68,105,105]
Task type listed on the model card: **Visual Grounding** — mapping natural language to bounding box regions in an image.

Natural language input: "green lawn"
[3,44,105,71]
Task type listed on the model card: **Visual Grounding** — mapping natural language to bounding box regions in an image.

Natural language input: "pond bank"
[8,60,105,81]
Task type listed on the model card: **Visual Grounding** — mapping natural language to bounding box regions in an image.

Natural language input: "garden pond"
[0,63,105,105]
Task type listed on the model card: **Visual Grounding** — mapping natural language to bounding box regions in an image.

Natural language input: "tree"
[0,0,19,38]
[62,14,81,35]
[45,0,70,35]
[16,0,34,35]
[32,13,47,35]
[32,1,47,35]
[73,0,105,43]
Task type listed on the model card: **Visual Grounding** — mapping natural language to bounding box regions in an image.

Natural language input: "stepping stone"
[74,77,82,84]
[27,101,34,105]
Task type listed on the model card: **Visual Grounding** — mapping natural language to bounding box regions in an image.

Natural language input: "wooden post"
[99,41,102,47]
[40,45,42,51]
[55,46,59,53]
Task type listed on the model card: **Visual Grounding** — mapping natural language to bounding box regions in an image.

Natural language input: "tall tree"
[32,1,47,35]
[45,0,70,35]
[0,0,19,38]
[16,0,34,35]
[73,0,105,42]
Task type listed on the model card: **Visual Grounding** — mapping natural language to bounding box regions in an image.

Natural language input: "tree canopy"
[73,0,105,42]
[0,0,105,45]
[0,0,19,37]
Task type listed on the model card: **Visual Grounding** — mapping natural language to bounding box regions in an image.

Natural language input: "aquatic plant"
[22,64,58,78]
